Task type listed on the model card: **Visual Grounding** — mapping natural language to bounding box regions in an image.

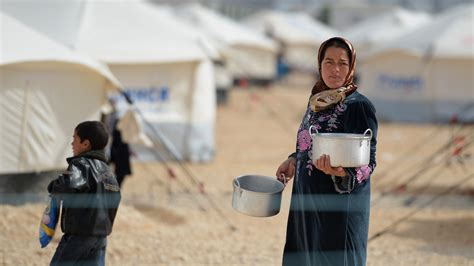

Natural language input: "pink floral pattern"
[300,101,348,174]
[318,114,332,122]
[293,92,376,194]
[297,130,312,152]
[356,166,372,183]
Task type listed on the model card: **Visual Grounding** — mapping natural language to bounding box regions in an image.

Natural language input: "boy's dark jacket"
[48,150,121,236]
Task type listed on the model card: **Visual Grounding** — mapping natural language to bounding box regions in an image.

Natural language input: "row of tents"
[0,1,340,175]
[1,1,473,175]
[355,4,473,122]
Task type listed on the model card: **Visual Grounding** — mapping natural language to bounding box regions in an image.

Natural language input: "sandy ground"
[1,78,473,265]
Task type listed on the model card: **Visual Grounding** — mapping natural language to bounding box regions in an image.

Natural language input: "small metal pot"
[232,175,285,217]
[309,126,372,167]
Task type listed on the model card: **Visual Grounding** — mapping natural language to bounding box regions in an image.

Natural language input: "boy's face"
[71,130,91,156]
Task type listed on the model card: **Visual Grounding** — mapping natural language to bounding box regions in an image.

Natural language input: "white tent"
[152,4,232,98]
[358,4,474,123]
[76,1,216,162]
[0,12,120,174]
[244,10,339,71]
[1,0,217,162]
[343,7,431,60]
[175,4,278,81]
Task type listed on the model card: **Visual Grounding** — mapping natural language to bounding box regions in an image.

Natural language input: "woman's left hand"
[314,154,347,177]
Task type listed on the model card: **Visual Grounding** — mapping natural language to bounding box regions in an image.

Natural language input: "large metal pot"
[309,126,372,167]
[232,175,285,217]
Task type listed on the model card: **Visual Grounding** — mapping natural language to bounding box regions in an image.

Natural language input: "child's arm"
[48,160,90,195]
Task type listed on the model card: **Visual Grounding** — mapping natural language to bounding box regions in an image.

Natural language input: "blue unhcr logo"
[377,74,423,92]
[121,86,170,103]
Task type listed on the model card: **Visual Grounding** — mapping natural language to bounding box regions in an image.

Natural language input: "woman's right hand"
[276,157,296,183]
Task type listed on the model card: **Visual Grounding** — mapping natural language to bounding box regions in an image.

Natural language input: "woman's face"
[320,47,350,89]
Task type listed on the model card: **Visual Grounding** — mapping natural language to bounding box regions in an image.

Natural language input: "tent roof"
[75,1,210,63]
[244,10,338,45]
[368,4,474,59]
[343,7,432,48]
[146,4,221,61]
[0,11,120,87]
[176,4,277,52]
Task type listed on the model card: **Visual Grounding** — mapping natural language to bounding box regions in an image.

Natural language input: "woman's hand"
[314,154,347,177]
[276,157,296,183]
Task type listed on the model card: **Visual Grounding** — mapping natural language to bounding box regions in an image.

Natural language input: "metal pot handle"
[363,128,373,140]
[362,128,373,147]
[233,178,240,188]
[233,178,243,197]
[309,125,319,136]
[280,174,287,186]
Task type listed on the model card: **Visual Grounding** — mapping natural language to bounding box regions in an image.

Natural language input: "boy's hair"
[75,121,109,150]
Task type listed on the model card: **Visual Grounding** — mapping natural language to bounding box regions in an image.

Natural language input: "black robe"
[110,122,132,187]
[283,91,378,266]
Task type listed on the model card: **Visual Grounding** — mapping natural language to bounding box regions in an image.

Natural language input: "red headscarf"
[311,37,357,96]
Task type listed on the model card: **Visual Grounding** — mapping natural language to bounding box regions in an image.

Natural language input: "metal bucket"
[232,175,285,217]
[309,126,372,167]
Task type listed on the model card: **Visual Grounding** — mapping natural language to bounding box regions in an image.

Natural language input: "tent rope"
[120,91,237,230]
[369,173,474,242]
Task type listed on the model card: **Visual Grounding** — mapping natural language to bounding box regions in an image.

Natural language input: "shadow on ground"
[393,216,474,259]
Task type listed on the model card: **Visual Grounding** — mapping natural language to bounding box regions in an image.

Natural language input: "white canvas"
[343,8,432,60]
[175,4,278,80]
[2,1,218,162]
[359,5,474,122]
[244,10,338,71]
[0,12,119,174]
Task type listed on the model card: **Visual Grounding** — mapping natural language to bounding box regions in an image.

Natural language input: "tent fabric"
[343,7,432,59]
[0,11,120,174]
[188,60,215,161]
[243,11,338,71]
[2,1,218,162]
[1,65,112,174]
[74,1,209,64]
[107,59,215,162]
[367,4,473,59]
[10,0,219,162]
[147,4,231,89]
[0,0,84,48]
[175,4,278,80]
[1,1,217,64]
[223,44,278,80]
[176,4,277,51]
[145,4,222,61]
[359,5,474,123]
[75,1,217,162]
[0,12,120,87]
[244,10,337,45]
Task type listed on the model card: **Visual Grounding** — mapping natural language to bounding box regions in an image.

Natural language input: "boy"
[47,121,121,266]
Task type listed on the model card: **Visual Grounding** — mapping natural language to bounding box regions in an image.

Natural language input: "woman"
[110,120,132,187]
[106,98,132,188]
[276,37,377,266]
